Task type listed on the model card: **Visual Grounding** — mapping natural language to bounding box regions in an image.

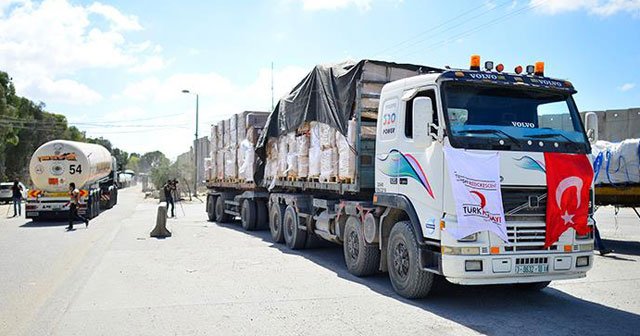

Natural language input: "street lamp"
[182,89,199,197]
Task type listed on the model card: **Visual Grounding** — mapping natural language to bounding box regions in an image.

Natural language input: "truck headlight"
[465,260,483,272]
[458,233,478,242]
[576,256,590,267]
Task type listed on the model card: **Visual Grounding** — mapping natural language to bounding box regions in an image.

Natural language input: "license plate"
[515,264,549,274]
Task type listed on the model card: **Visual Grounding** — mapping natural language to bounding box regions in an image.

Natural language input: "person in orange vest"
[65,182,89,231]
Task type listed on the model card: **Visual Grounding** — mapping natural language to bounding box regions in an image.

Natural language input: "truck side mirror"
[584,112,598,144]
[412,97,433,148]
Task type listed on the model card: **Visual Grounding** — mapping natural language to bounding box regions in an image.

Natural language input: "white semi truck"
[206,58,596,298]
[26,140,118,220]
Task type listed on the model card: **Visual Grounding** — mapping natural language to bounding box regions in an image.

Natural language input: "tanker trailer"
[25,140,118,220]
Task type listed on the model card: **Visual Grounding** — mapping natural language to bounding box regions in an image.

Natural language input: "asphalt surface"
[0,187,639,335]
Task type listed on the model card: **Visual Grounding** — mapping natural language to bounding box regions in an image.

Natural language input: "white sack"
[216,150,224,180]
[277,136,288,178]
[239,139,255,182]
[592,139,640,185]
[224,147,237,179]
[309,122,322,177]
[286,132,298,178]
[320,147,338,181]
[297,134,310,178]
[320,123,336,149]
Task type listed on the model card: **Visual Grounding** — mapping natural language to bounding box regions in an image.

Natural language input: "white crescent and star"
[555,176,583,226]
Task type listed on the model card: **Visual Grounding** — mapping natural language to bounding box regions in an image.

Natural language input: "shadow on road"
[215,220,640,336]
[603,239,640,257]
[20,220,69,228]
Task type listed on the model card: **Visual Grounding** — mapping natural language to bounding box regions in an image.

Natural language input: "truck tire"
[343,216,380,276]
[241,199,258,231]
[515,281,551,291]
[387,221,434,299]
[269,202,286,243]
[256,199,268,229]
[206,195,216,222]
[215,196,231,223]
[283,205,307,250]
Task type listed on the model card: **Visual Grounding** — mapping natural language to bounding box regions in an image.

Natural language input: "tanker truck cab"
[374,57,595,296]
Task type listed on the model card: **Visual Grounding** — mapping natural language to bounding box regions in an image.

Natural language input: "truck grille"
[502,187,547,221]
[506,222,547,251]
[503,188,548,252]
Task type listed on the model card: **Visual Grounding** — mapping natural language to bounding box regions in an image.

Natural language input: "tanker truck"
[26,140,118,220]
[206,58,597,298]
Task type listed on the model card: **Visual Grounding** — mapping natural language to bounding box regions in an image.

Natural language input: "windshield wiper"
[459,129,520,147]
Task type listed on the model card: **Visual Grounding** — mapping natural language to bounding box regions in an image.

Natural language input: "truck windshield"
[442,83,589,153]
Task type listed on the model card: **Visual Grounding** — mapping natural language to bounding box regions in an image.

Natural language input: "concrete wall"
[579,108,640,142]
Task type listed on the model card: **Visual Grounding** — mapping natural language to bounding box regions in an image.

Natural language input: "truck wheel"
[283,205,307,249]
[515,281,551,291]
[269,202,286,243]
[94,193,101,217]
[206,195,216,222]
[241,199,258,231]
[256,199,268,230]
[387,221,434,299]
[215,196,231,223]
[343,216,380,276]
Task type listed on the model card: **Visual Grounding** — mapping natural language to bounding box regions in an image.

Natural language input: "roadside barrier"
[150,205,172,238]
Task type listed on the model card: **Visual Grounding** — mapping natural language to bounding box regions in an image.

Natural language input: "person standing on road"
[594,224,612,256]
[163,180,175,218]
[65,182,89,231]
[11,179,23,217]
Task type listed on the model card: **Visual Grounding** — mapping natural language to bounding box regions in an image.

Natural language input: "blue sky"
[1,0,639,157]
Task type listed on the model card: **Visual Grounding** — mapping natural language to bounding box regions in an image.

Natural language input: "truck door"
[399,87,445,239]
[375,97,401,196]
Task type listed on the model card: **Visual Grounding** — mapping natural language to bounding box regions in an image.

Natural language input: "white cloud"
[129,55,170,73]
[87,2,142,32]
[619,82,636,91]
[28,78,103,105]
[285,0,401,11]
[530,0,640,16]
[0,0,166,104]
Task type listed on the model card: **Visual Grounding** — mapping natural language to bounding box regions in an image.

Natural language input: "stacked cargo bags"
[209,124,218,181]
[592,139,640,185]
[264,120,357,183]
[208,112,269,182]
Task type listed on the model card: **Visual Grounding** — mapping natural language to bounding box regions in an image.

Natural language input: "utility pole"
[182,89,199,197]
[194,93,199,197]
[271,62,274,111]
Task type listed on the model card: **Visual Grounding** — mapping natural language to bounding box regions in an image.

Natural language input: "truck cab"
[374,58,595,291]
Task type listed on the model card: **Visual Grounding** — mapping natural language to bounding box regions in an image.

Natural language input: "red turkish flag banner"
[544,153,594,248]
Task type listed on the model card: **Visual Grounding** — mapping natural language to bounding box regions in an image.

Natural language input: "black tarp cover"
[254,59,437,184]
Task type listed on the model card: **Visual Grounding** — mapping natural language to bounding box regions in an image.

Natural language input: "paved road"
[0,188,639,335]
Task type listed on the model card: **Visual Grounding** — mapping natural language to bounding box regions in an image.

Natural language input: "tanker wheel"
[256,199,268,230]
[269,202,286,243]
[241,199,258,231]
[283,205,307,250]
[387,221,433,299]
[206,195,216,222]
[343,215,380,276]
[215,196,231,223]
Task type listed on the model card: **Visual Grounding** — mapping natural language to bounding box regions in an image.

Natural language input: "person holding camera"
[162,180,175,218]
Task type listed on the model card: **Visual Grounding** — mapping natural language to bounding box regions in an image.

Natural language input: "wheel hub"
[392,242,409,278]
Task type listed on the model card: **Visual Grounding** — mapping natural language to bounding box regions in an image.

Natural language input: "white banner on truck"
[444,147,509,243]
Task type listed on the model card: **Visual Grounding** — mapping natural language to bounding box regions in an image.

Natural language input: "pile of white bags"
[592,139,640,185]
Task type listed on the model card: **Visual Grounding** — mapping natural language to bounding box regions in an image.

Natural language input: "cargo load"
[207,111,270,185]
[255,60,434,193]
[592,139,640,185]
